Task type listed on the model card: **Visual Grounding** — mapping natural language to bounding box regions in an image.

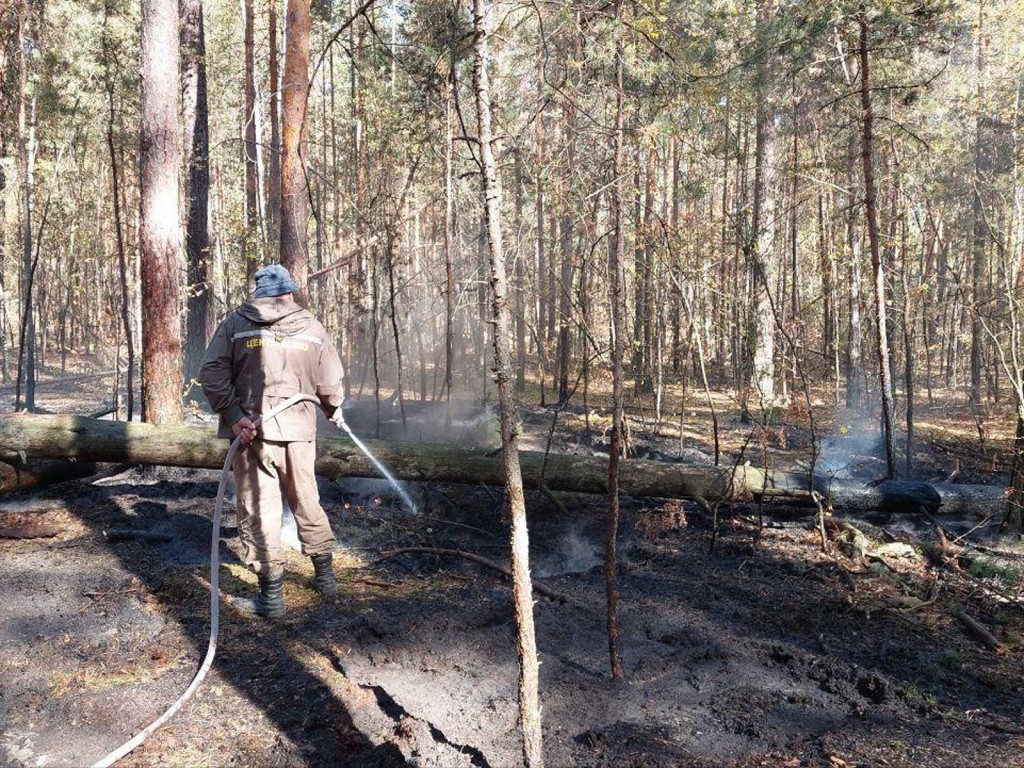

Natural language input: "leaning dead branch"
[377,546,578,607]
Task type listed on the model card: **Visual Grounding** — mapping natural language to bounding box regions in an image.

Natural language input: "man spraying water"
[198,264,345,618]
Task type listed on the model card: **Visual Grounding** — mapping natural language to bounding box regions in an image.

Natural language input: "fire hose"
[91,392,331,767]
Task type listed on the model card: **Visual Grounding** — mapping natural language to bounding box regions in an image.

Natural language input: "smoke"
[816,414,885,480]
[336,398,500,450]
[533,523,602,578]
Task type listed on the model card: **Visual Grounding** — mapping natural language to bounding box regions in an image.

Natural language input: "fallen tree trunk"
[0,413,1006,515]
[0,457,98,493]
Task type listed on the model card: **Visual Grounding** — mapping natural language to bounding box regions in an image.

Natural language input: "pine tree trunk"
[748,0,777,407]
[970,0,988,408]
[140,0,184,425]
[555,95,576,405]
[15,2,36,412]
[859,6,897,478]
[267,0,282,247]
[534,41,548,405]
[471,1,544,763]
[514,148,527,395]
[606,0,627,683]
[280,0,311,301]
[443,71,455,416]
[243,0,259,278]
[182,0,212,385]
[1007,406,1024,533]
[103,0,135,419]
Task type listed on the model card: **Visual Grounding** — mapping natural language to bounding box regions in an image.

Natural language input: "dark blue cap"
[252,264,299,298]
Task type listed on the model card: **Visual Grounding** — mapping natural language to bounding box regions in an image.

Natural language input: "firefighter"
[199,264,344,617]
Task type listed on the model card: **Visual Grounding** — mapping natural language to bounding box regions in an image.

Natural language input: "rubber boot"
[310,553,338,598]
[235,565,286,618]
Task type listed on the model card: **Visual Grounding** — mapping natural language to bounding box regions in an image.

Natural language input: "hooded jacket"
[198,296,345,441]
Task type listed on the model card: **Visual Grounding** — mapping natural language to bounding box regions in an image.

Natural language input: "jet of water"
[338,419,419,514]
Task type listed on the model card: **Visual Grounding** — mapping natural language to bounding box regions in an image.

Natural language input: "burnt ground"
[2,369,1024,767]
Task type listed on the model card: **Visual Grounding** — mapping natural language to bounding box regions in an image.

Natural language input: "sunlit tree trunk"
[15,0,36,412]
[140,0,184,425]
[243,0,259,278]
[267,0,282,248]
[748,0,777,407]
[472,0,544,763]
[280,0,311,302]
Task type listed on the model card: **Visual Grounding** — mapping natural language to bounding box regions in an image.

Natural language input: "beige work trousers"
[233,439,336,574]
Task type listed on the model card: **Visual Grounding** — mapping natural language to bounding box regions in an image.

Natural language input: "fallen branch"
[0,521,61,539]
[103,528,174,543]
[952,608,1005,653]
[377,546,578,606]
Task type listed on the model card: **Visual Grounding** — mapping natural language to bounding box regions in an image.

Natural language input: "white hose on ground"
[91,392,320,768]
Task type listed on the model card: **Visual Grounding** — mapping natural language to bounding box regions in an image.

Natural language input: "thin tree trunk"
[534,41,547,405]
[243,0,259,277]
[182,0,212,385]
[103,0,135,420]
[514,147,527,395]
[606,0,627,683]
[970,0,988,408]
[267,0,281,247]
[471,0,544,763]
[15,1,36,412]
[859,7,897,478]
[556,91,576,405]
[140,0,184,425]
[749,0,777,405]
[280,0,311,301]
[443,71,455,419]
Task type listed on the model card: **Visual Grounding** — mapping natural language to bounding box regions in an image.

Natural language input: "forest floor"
[2,362,1023,767]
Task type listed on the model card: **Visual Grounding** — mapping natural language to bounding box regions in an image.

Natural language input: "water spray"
[334,414,418,514]
[92,394,415,767]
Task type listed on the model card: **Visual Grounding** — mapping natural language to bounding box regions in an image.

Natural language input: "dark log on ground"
[103,528,174,543]
[0,413,1007,515]
[0,457,98,493]
[0,520,61,539]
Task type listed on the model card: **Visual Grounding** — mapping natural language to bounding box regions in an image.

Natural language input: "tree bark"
[970,0,987,408]
[182,0,212,385]
[858,7,897,478]
[845,135,863,409]
[606,0,627,683]
[280,0,311,302]
[472,1,544,763]
[749,0,777,405]
[0,413,1008,516]
[243,0,260,278]
[267,0,282,247]
[555,92,575,404]
[0,458,97,493]
[140,0,184,425]
[16,0,36,412]
[104,1,135,421]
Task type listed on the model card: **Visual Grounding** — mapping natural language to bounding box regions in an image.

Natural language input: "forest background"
[1,0,1024,528]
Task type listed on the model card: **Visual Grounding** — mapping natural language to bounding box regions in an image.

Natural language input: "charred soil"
[1,377,1023,767]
